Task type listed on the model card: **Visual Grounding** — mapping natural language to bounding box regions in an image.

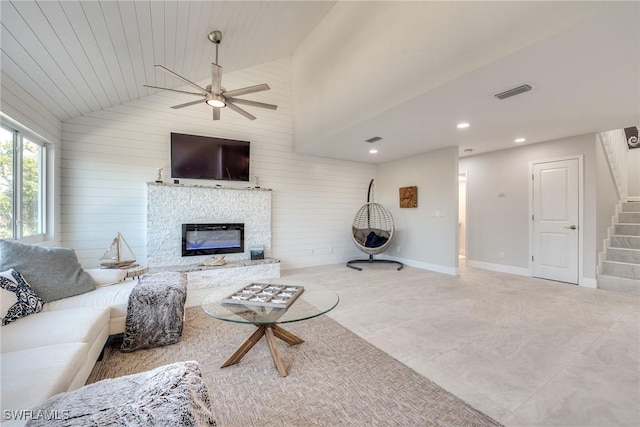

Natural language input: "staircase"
[599,200,640,294]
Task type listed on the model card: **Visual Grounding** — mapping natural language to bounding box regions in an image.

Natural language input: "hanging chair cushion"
[364,231,389,248]
[353,228,390,246]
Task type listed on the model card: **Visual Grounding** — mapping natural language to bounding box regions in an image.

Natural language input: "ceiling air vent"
[494,84,532,100]
[365,136,382,143]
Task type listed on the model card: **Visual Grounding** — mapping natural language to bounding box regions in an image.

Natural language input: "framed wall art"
[399,186,417,208]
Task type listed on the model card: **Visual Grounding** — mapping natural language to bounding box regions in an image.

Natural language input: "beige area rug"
[93,307,502,427]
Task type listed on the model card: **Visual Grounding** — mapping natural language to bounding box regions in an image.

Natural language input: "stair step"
[611,235,640,249]
[622,201,640,212]
[619,212,640,223]
[598,274,640,295]
[602,260,640,279]
[615,224,640,236]
[607,247,640,264]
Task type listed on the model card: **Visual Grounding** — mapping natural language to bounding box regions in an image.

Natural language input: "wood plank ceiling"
[0,0,335,121]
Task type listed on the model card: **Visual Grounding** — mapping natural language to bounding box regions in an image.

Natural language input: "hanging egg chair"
[347,179,403,271]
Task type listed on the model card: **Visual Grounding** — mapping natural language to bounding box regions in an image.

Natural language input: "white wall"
[0,71,62,244]
[459,134,599,281]
[0,72,62,146]
[60,58,375,269]
[375,147,459,274]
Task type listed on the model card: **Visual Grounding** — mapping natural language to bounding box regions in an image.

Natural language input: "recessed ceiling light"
[514,138,526,143]
[369,149,378,154]
[457,122,470,129]
[365,136,382,143]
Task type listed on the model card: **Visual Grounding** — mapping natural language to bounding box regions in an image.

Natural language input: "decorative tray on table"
[222,283,304,309]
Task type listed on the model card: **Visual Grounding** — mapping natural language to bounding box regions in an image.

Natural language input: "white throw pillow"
[86,268,127,287]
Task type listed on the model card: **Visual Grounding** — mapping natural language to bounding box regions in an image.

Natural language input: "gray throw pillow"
[0,239,95,303]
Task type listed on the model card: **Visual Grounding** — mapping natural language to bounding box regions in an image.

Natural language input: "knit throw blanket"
[121,271,187,352]
[27,361,216,426]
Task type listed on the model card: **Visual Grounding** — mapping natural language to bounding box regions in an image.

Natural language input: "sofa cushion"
[0,343,88,415]
[86,268,127,287]
[0,269,44,326]
[1,307,109,353]
[0,239,95,303]
[41,280,137,322]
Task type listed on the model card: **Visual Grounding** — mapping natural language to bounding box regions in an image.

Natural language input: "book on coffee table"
[222,283,304,309]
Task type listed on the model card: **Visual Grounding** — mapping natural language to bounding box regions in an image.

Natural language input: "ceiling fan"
[143,30,277,121]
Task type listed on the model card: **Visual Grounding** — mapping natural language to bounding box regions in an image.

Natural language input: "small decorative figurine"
[156,168,163,183]
[254,176,260,189]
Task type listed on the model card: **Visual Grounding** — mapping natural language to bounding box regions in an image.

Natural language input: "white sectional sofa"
[0,239,138,425]
[1,307,110,423]
[41,276,138,335]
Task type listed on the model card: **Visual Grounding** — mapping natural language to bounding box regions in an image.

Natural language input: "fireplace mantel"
[147,182,272,192]
[147,182,272,267]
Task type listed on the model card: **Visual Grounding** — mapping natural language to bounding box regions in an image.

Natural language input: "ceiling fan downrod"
[208,30,222,65]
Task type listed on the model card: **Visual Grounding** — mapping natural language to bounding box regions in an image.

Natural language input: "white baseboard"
[580,277,598,288]
[378,255,458,276]
[466,260,530,277]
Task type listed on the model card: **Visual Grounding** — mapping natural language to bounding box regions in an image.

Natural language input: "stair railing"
[599,129,628,202]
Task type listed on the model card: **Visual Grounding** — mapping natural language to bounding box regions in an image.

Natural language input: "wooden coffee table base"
[221,324,304,377]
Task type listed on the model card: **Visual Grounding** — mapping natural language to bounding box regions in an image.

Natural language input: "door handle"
[564,225,577,230]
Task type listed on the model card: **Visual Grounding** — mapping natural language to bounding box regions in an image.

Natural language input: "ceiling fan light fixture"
[206,94,226,108]
[146,30,275,120]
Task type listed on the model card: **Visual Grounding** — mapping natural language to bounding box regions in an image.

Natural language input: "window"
[0,124,47,240]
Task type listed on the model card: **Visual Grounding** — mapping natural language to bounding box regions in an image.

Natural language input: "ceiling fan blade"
[171,98,206,109]
[143,85,204,96]
[223,83,270,98]
[226,102,256,120]
[154,65,209,94]
[226,98,278,110]
[213,107,221,121]
[211,64,222,95]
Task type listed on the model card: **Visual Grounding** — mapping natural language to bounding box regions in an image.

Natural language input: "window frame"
[1,122,48,243]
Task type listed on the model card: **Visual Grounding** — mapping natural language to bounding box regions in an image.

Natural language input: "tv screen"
[170,133,250,181]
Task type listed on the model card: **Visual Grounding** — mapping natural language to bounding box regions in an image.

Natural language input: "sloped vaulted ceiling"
[292,1,640,163]
[1,1,638,163]
[0,0,335,121]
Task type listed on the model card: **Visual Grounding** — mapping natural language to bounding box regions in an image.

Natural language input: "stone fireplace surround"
[147,183,279,306]
[147,182,272,268]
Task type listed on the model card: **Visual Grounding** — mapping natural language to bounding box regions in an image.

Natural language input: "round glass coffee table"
[201,282,339,377]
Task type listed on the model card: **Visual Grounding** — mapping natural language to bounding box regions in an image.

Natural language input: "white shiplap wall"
[0,72,63,145]
[1,70,63,244]
[61,57,375,269]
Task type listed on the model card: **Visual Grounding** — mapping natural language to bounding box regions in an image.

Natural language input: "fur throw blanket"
[27,361,216,426]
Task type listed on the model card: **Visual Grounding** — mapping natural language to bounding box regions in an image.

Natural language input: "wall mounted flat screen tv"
[171,133,250,181]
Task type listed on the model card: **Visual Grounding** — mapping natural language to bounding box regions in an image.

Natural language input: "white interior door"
[532,159,579,284]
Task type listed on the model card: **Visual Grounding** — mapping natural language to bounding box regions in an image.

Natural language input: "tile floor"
[282,263,640,427]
